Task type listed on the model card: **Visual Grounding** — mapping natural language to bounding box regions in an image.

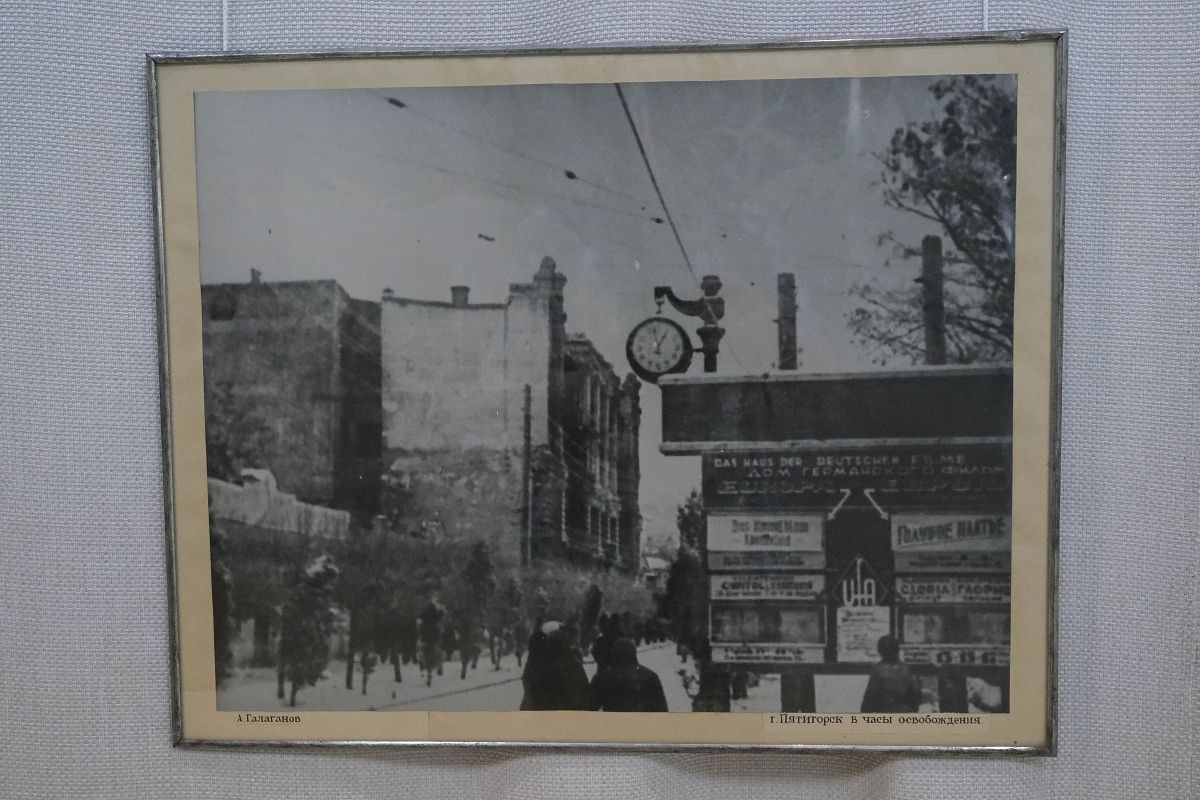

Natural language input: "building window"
[611,436,619,489]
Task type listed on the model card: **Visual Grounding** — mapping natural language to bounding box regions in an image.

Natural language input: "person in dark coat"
[730,669,750,701]
[458,620,482,679]
[590,638,669,712]
[417,598,445,687]
[860,635,922,713]
[512,620,528,667]
[591,614,616,674]
[397,613,418,666]
[440,620,459,670]
[519,621,591,710]
[630,617,645,647]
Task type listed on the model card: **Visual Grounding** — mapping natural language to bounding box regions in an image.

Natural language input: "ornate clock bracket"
[653,275,725,373]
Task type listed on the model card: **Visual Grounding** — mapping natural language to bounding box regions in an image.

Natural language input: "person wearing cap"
[519,621,591,711]
[589,638,669,712]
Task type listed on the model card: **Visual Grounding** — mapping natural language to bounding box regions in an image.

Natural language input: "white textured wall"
[382,300,518,451]
[1,2,1197,799]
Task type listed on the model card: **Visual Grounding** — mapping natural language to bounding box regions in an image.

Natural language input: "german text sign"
[894,551,1009,573]
[711,643,826,665]
[891,514,1011,552]
[900,645,1010,667]
[707,512,824,551]
[702,443,1011,512]
[896,576,1011,604]
[707,551,826,571]
[710,573,825,601]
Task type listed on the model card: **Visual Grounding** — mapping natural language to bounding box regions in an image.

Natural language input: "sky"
[194,74,990,549]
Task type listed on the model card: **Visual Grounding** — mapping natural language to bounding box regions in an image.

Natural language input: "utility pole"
[776,273,797,370]
[921,235,947,365]
[521,384,532,566]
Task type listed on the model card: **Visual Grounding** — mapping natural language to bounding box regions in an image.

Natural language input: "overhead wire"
[209,107,658,228]
[614,83,754,373]
[209,103,735,313]
[370,89,654,210]
[370,88,761,373]
[613,83,701,287]
[371,90,751,254]
[212,89,864,375]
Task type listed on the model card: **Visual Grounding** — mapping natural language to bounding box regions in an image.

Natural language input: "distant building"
[640,553,672,592]
[201,273,381,522]
[558,334,643,569]
[380,257,642,572]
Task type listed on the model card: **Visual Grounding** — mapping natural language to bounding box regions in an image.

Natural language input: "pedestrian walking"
[860,635,922,713]
[512,620,528,667]
[519,621,590,710]
[589,638,669,712]
[418,597,445,687]
[397,613,418,667]
[458,620,482,679]
[591,614,616,674]
[730,669,750,701]
[440,618,459,672]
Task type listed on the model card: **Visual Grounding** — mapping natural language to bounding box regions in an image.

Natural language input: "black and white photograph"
[15,0,1200,792]
[195,69,1018,716]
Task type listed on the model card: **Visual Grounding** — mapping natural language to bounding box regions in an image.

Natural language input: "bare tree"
[850,75,1017,365]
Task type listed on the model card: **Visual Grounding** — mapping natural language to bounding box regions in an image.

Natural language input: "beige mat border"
[150,31,1065,752]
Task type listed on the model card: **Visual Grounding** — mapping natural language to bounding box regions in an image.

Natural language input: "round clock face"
[626,317,693,382]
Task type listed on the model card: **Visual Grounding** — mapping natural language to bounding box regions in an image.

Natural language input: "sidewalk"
[217,641,675,712]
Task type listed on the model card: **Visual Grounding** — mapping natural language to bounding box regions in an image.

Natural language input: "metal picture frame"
[152,30,1065,752]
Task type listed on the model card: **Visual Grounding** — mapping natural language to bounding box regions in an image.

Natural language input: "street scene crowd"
[410,598,671,713]
[211,516,695,711]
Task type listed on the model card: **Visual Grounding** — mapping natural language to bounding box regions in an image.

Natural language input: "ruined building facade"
[379,257,642,572]
[201,274,381,523]
[201,259,641,572]
[556,335,643,570]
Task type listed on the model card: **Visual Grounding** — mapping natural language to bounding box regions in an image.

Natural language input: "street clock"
[626,316,693,383]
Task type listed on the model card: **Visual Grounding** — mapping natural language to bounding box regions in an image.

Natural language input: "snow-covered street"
[217,642,780,713]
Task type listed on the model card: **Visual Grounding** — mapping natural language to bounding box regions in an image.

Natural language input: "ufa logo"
[840,556,881,607]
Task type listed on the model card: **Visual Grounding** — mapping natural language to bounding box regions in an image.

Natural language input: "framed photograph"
[152,31,1064,751]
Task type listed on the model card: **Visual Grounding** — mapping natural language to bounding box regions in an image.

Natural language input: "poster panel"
[711,643,826,665]
[900,645,1011,667]
[836,606,892,662]
[894,551,1011,572]
[711,604,825,644]
[707,512,824,551]
[710,573,826,601]
[707,551,825,571]
[895,576,1011,604]
[891,514,1011,552]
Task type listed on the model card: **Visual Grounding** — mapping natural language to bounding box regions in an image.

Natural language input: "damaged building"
[200,272,382,523]
[200,258,642,574]
[379,257,642,572]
